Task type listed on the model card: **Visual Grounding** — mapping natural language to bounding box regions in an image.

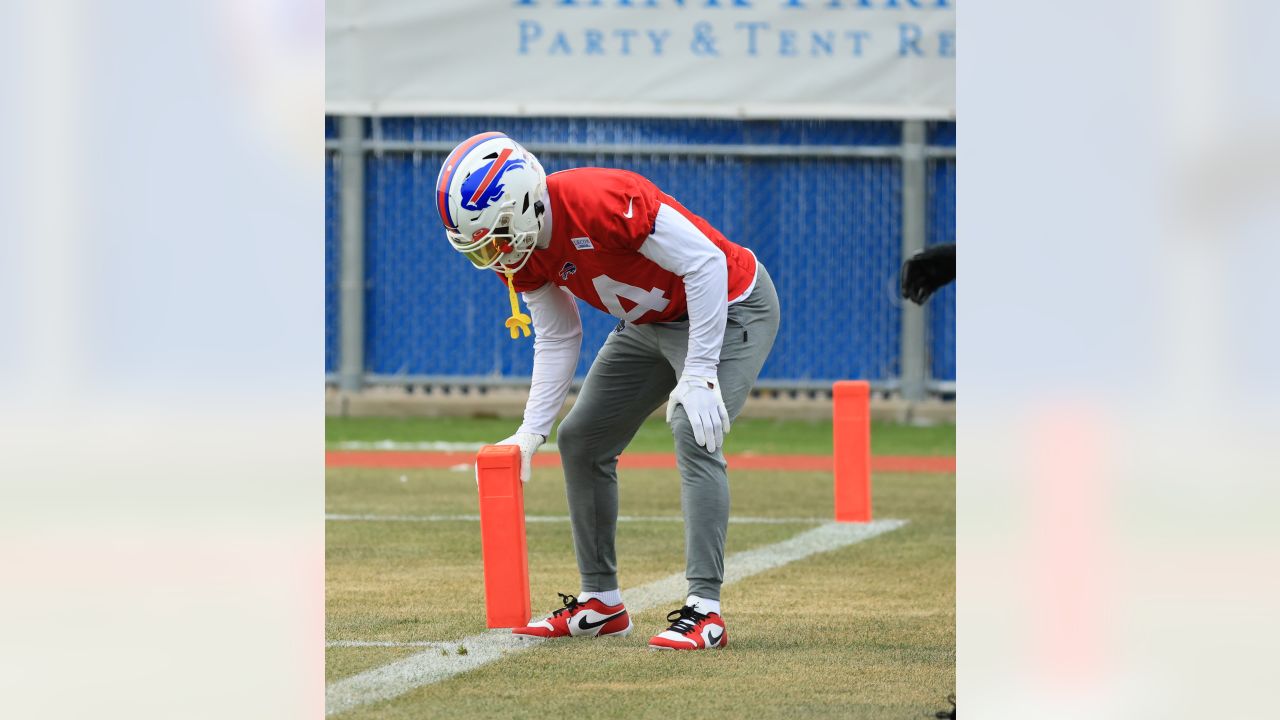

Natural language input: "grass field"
[326,417,955,718]
[326,416,957,456]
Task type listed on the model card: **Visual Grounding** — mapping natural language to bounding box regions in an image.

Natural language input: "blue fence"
[326,117,956,389]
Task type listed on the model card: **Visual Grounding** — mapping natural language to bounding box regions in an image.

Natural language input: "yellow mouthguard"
[504,270,532,339]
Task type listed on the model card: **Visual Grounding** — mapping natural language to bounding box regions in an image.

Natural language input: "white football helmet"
[435,132,547,272]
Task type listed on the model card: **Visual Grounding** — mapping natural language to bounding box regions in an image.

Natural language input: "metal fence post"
[900,120,928,403]
[338,115,365,392]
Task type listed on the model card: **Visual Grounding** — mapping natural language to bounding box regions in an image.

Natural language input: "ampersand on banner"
[691,22,719,56]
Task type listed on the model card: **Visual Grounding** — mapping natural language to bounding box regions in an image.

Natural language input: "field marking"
[327,640,450,648]
[325,519,906,716]
[335,440,561,453]
[326,513,827,525]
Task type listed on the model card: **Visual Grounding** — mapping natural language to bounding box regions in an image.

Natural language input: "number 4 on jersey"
[592,274,670,322]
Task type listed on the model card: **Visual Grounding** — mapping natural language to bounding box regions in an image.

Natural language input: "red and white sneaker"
[512,592,632,639]
[648,604,728,650]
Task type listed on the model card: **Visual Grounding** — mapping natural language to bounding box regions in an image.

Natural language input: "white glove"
[666,374,731,453]
[493,431,545,485]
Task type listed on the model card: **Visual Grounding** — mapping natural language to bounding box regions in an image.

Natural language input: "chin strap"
[503,269,532,339]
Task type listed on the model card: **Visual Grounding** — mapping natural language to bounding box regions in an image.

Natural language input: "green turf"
[326,416,955,718]
[326,646,423,682]
[327,416,955,456]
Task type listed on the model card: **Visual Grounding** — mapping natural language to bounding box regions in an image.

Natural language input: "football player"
[436,132,780,650]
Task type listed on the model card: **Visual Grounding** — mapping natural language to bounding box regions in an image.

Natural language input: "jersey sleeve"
[637,203,729,378]
[516,283,582,438]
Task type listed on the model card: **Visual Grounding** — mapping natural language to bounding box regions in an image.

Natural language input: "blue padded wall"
[328,117,956,385]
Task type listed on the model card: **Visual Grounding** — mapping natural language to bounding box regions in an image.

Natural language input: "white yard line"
[325,513,828,525]
[325,519,907,716]
[333,440,560,452]
[327,640,449,648]
[327,640,453,648]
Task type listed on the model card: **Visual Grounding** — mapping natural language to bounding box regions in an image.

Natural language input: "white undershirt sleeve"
[637,203,728,378]
[516,282,583,438]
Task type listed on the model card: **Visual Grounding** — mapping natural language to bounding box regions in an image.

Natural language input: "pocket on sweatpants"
[721,316,751,353]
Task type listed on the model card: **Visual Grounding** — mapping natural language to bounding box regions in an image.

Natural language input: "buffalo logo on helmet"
[459,148,527,212]
[559,262,577,280]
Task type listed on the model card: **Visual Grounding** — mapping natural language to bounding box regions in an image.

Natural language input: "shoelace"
[550,592,580,618]
[664,604,708,635]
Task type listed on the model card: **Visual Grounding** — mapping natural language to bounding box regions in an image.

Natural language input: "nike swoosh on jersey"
[622,196,635,218]
[575,610,625,631]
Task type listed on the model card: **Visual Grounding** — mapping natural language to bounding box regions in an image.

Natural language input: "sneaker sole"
[598,618,633,638]
[514,618,633,640]
[647,635,728,651]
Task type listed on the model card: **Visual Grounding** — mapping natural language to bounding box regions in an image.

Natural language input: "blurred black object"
[900,243,956,305]
[933,693,956,719]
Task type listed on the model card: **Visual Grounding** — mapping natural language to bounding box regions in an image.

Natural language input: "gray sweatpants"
[556,265,780,600]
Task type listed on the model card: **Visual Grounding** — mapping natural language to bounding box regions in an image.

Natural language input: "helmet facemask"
[446,191,545,273]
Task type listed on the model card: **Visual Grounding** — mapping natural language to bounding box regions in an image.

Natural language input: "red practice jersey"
[503,168,757,324]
